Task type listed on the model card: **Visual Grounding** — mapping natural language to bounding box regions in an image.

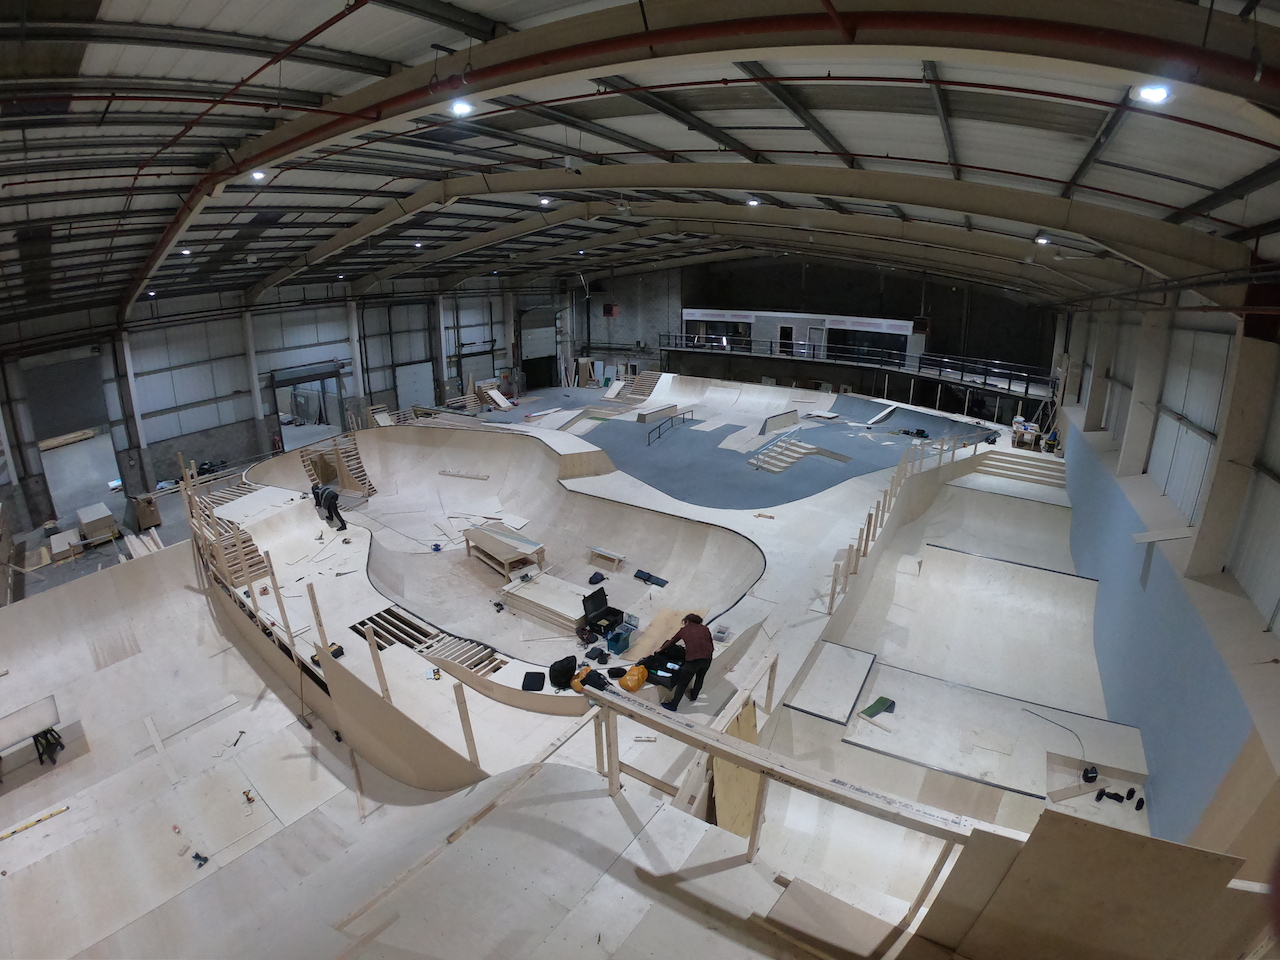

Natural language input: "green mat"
[860,696,896,719]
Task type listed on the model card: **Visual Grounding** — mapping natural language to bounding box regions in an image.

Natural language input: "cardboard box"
[132,495,161,530]
[76,502,118,542]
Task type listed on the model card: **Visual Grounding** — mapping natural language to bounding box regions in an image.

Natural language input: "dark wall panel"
[24,356,108,440]
[682,256,1052,369]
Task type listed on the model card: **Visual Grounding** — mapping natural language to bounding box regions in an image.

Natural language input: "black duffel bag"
[548,655,579,689]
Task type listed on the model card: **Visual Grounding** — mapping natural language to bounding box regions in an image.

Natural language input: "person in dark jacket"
[311,483,347,531]
[659,613,714,712]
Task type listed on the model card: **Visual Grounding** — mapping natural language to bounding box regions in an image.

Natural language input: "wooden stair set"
[618,370,662,403]
[974,450,1067,488]
[749,438,850,474]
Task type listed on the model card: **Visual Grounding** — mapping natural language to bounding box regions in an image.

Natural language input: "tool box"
[581,587,624,636]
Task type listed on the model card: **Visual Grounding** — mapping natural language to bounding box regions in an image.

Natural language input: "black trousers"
[326,502,346,528]
[668,657,711,708]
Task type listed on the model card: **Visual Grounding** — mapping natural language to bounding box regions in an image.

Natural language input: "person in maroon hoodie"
[659,613,714,712]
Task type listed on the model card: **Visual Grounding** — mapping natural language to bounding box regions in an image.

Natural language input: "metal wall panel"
[1229,472,1280,623]
[1148,412,1177,492]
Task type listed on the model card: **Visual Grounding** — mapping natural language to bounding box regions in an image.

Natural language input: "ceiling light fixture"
[1034,235,1050,245]
[414,241,422,248]
[540,197,550,205]
[1136,85,1170,104]
[147,290,156,296]
[180,248,190,255]
[451,100,473,116]
[338,274,344,279]
[578,250,585,254]
[747,198,760,206]
[251,170,266,180]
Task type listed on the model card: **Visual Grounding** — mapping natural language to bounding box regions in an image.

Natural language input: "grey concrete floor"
[281,421,342,451]
[11,483,193,602]
[41,434,126,525]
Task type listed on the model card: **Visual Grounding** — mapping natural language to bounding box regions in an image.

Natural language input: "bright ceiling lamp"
[250,170,266,180]
[747,198,760,206]
[414,241,422,248]
[1135,84,1170,104]
[180,248,191,255]
[451,100,473,116]
[1034,235,1050,245]
[540,197,551,205]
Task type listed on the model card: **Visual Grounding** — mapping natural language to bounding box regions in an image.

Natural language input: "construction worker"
[311,483,347,531]
[659,613,714,712]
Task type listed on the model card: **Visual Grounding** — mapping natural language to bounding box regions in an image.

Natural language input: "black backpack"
[548,655,579,689]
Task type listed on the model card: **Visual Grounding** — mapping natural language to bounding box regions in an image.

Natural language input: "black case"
[581,587,624,635]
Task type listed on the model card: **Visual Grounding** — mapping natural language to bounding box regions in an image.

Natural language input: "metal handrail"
[659,333,1055,396]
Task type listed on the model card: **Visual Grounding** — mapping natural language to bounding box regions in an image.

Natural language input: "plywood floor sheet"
[842,664,1147,801]
[784,641,875,724]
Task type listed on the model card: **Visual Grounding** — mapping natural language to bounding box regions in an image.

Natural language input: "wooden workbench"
[464,523,546,581]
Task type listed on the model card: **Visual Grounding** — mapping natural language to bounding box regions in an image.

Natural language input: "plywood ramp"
[928,810,1266,960]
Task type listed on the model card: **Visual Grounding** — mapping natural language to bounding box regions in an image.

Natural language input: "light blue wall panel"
[1067,420,1252,841]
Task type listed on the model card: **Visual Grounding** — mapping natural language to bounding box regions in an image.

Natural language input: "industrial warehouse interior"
[4,1,1280,958]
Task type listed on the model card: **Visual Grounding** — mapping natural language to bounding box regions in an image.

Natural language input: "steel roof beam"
[457,221,683,286]
[451,119,623,165]
[454,201,1138,293]
[236,164,1234,304]
[0,21,396,76]
[1061,91,1131,199]
[369,0,506,40]
[734,61,854,168]
[593,75,770,164]
[733,63,910,221]
[489,94,688,162]
[0,75,324,109]
[1224,216,1280,242]
[0,112,279,133]
[923,60,971,231]
[922,62,961,182]
[1167,154,1280,224]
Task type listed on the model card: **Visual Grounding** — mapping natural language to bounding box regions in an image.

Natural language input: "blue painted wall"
[1066,420,1252,841]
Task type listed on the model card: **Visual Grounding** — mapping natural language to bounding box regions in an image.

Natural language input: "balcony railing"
[658,333,1055,398]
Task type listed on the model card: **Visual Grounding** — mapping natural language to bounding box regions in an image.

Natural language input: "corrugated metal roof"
[5,3,1280,320]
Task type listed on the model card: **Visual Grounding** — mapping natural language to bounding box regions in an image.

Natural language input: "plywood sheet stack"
[499,573,589,633]
[76,502,118,545]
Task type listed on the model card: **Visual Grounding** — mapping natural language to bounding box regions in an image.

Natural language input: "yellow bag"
[570,666,592,693]
[619,664,647,693]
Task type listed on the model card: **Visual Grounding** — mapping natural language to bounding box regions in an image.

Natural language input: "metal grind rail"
[646,409,693,445]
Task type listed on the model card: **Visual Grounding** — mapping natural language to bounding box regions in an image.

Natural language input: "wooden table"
[465,523,546,581]
[1011,424,1041,449]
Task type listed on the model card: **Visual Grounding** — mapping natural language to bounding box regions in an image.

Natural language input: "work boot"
[338,524,347,531]
[661,701,677,712]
